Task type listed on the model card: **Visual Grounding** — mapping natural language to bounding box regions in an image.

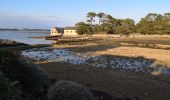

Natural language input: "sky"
[0,0,170,29]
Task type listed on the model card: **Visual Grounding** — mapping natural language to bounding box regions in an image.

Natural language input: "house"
[50,27,78,36]
[50,27,64,36]
[64,27,78,36]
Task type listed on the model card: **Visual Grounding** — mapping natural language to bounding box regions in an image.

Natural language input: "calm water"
[0,31,51,45]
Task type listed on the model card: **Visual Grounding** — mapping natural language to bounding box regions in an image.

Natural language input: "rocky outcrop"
[0,39,28,47]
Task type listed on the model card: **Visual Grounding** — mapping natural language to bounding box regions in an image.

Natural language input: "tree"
[75,22,93,35]
[93,24,104,33]
[115,26,128,35]
[121,18,136,33]
[97,12,105,25]
[136,18,155,34]
[100,23,115,34]
[102,14,110,24]
[106,15,113,23]
[136,13,170,35]
[77,12,170,35]
[164,13,170,20]
[145,13,161,21]
[87,12,96,25]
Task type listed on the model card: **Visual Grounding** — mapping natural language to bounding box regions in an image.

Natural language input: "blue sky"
[0,0,170,29]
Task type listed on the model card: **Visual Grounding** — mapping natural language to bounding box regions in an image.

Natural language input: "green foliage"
[115,26,129,35]
[76,12,170,35]
[137,13,170,35]
[0,71,21,100]
[76,12,136,35]
[0,49,50,97]
[102,23,116,34]
[75,22,93,35]
[120,18,136,33]
[93,24,104,33]
[136,18,155,34]
[97,12,105,24]
[87,12,96,25]
[48,80,94,100]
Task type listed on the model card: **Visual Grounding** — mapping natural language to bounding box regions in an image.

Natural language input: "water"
[0,30,51,45]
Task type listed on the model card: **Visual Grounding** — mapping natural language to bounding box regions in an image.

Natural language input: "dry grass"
[94,47,170,66]
[52,36,170,66]
[14,35,170,100]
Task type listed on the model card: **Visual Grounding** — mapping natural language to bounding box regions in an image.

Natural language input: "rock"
[0,39,28,47]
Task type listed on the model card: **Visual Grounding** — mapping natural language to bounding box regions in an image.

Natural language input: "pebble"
[21,47,170,75]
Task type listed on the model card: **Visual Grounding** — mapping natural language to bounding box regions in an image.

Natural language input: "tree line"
[75,12,170,35]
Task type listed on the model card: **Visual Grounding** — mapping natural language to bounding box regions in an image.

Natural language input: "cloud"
[0,13,75,29]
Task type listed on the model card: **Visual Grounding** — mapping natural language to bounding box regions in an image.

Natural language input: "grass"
[51,36,170,66]
[1,35,170,100]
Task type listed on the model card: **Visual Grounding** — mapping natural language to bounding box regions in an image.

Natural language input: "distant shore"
[0,28,50,31]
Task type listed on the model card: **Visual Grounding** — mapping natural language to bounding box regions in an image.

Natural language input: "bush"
[0,49,50,97]
[93,25,104,33]
[48,80,94,100]
[0,71,21,100]
[19,61,50,96]
[75,22,93,35]
[115,26,129,35]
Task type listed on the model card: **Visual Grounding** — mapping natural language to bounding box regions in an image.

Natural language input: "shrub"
[0,71,21,100]
[115,26,129,35]
[48,80,94,100]
[75,22,93,35]
[0,49,50,97]
[18,61,50,96]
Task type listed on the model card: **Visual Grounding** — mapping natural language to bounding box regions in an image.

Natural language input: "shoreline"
[0,39,28,47]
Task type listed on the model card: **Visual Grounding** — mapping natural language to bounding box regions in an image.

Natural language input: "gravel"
[21,47,170,75]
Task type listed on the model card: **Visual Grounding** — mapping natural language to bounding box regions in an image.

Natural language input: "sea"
[0,30,51,45]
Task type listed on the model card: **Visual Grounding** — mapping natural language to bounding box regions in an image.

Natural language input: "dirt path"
[39,62,170,100]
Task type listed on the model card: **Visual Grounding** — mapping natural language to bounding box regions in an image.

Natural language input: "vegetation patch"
[75,12,170,35]
[0,49,50,99]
